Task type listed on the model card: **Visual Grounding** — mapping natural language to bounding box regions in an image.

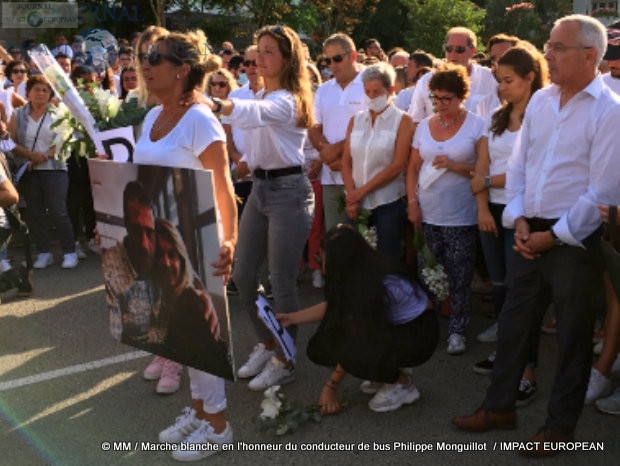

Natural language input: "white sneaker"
[33,252,53,269]
[248,357,294,391]
[360,380,384,395]
[237,343,276,379]
[87,237,101,255]
[585,367,612,404]
[447,334,466,355]
[368,379,420,413]
[172,420,232,462]
[159,407,200,443]
[62,252,79,269]
[0,259,12,273]
[476,322,498,343]
[75,242,87,260]
[312,269,324,288]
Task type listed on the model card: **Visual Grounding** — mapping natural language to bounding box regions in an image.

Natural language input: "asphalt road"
[0,246,617,466]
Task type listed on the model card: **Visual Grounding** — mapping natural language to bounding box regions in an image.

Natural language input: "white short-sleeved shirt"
[313,72,366,185]
[476,92,502,122]
[413,111,486,226]
[487,126,520,205]
[408,64,497,122]
[602,73,620,96]
[133,104,226,169]
[393,86,415,112]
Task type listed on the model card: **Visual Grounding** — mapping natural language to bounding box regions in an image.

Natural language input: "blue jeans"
[233,173,314,348]
[22,170,75,254]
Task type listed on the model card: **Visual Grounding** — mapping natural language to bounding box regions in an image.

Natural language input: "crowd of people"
[0,11,619,462]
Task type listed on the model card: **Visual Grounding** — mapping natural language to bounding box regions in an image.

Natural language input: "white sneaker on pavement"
[585,367,612,404]
[62,252,79,269]
[75,242,87,260]
[368,378,420,413]
[476,322,498,343]
[237,343,276,379]
[33,253,53,269]
[159,407,200,443]
[171,420,232,462]
[447,334,466,355]
[87,237,101,255]
[248,357,294,391]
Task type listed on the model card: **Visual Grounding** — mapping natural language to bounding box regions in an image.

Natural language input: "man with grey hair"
[309,33,366,231]
[453,15,620,456]
[408,26,496,125]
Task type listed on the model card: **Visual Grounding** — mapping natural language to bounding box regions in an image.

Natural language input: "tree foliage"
[402,0,486,56]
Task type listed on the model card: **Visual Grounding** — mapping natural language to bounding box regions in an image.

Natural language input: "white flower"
[264,385,281,402]
[106,95,122,119]
[94,88,113,117]
[362,226,378,249]
[259,397,282,420]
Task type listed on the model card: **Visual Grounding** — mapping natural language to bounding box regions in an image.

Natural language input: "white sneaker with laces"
[368,379,420,413]
[159,407,200,443]
[585,367,612,404]
[172,420,232,462]
[33,252,53,269]
[87,237,101,255]
[447,334,466,355]
[237,343,276,379]
[248,357,294,391]
[75,242,87,260]
[360,380,383,395]
[62,252,79,269]
[476,322,498,343]
[312,269,324,288]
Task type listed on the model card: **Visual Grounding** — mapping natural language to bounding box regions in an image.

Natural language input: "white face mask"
[364,93,388,112]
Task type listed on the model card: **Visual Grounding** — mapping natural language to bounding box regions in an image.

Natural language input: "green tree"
[402,0,486,56]
[351,0,411,52]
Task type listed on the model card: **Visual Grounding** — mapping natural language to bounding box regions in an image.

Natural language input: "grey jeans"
[322,184,347,232]
[233,173,314,346]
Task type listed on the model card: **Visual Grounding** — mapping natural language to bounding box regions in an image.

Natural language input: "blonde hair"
[136,26,168,106]
[204,54,222,74]
[205,68,238,97]
[255,25,314,128]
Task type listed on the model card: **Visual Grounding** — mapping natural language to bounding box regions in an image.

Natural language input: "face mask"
[364,94,388,112]
[320,68,332,80]
[238,73,248,86]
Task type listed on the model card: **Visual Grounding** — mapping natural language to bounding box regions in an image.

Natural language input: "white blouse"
[349,104,405,210]
[487,127,520,205]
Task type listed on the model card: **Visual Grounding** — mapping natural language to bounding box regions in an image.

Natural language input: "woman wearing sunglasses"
[205,68,237,102]
[133,30,237,461]
[406,63,487,356]
[206,25,315,392]
[4,60,29,101]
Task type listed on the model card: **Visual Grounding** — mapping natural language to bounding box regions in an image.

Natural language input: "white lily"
[106,95,122,119]
[259,397,281,420]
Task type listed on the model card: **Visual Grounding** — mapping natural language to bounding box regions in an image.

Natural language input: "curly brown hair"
[428,63,470,101]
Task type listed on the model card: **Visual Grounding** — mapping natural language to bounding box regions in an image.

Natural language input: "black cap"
[604,43,620,61]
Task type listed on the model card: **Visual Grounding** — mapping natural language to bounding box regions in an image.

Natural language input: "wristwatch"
[484,175,492,187]
[550,228,563,246]
[211,97,223,114]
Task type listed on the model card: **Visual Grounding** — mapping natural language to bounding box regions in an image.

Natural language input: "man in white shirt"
[602,42,620,95]
[308,33,366,230]
[453,15,620,455]
[408,27,497,123]
[51,34,73,59]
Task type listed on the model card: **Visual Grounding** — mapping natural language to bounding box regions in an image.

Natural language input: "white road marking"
[0,351,149,392]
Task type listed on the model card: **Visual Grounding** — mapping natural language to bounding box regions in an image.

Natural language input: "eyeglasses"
[324,52,349,65]
[543,42,594,53]
[11,69,27,74]
[430,93,456,105]
[243,59,257,67]
[443,45,468,54]
[222,50,233,56]
[210,81,228,88]
[140,52,183,66]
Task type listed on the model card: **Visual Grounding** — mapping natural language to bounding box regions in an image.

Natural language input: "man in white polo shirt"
[408,26,497,123]
[309,33,366,231]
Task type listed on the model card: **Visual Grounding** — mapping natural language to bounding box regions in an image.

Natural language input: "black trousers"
[483,228,604,433]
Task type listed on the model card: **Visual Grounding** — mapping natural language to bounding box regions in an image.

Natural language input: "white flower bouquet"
[258,385,321,436]
[337,196,377,248]
[413,229,449,301]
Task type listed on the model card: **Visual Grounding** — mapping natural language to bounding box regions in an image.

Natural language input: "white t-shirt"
[487,126,520,205]
[313,72,366,185]
[226,89,306,171]
[0,88,14,121]
[221,84,260,158]
[413,111,486,226]
[476,92,502,122]
[133,104,226,169]
[393,86,415,112]
[602,72,620,96]
[408,63,497,122]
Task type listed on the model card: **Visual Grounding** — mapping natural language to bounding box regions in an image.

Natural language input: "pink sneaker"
[156,359,182,394]
[143,356,166,381]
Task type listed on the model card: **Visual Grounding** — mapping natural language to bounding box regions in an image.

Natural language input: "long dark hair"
[321,225,408,334]
[489,44,548,137]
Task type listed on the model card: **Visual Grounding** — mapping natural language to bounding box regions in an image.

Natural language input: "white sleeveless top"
[349,103,406,210]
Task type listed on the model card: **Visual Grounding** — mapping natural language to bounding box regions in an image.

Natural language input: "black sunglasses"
[430,93,456,105]
[11,69,27,74]
[324,53,349,65]
[443,45,468,54]
[210,81,228,88]
[140,52,183,66]
[243,59,257,67]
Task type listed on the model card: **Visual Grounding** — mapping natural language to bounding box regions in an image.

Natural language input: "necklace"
[438,108,465,128]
